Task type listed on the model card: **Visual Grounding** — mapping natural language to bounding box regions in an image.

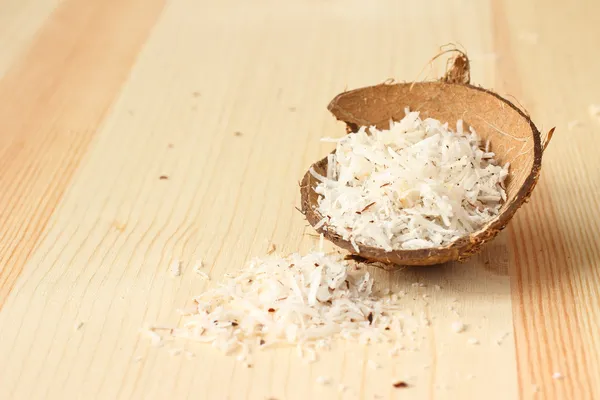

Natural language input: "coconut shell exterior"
[301,56,550,267]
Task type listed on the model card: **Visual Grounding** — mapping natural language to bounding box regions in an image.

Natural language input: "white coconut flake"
[311,109,509,251]
[74,321,84,331]
[367,360,380,370]
[195,270,211,281]
[316,376,331,385]
[140,328,162,346]
[451,321,465,333]
[193,259,204,272]
[148,251,421,363]
[552,372,564,380]
[170,260,182,277]
[467,337,479,345]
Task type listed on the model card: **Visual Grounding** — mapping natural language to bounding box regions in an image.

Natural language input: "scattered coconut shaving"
[316,376,331,385]
[193,259,204,272]
[467,337,479,345]
[145,251,420,363]
[140,328,162,346]
[552,372,564,380]
[451,321,465,333]
[311,109,509,251]
[195,270,211,281]
[170,260,182,277]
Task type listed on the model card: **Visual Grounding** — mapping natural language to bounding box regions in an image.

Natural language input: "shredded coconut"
[195,270,211,280]
[170,260,182,277]
[312,109,509,250]
[316,376,331,385]
[146,251,420,362]
[451,321,465,333]
[552,372,564,380]
[140,328,162,346]
[193,259,204,272]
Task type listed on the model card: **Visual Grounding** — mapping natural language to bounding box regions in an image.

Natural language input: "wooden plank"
[0,0,166,308]
[498,0,600,397]
[0,1,518,399]
[0,0,61,77]
[0,0,598,399]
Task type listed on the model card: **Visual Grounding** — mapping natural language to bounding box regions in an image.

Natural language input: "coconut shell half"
[300,51,554,267]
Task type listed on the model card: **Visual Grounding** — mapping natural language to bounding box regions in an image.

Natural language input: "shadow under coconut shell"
[342,233,511,305]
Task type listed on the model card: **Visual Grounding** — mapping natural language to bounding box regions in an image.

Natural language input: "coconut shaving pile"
[310,109,509,251]
[146,250,420,364]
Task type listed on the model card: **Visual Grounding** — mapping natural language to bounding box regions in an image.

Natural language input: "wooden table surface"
[1,0,599,399]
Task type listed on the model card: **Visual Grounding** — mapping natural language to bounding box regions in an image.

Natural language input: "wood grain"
[0,0,166,308]
[499,0,600,398]
[0,0,598,399]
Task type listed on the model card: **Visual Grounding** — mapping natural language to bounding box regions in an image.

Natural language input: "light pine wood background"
[1,0,599,399]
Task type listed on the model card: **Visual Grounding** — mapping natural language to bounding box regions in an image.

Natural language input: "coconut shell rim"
[300,81,544,266]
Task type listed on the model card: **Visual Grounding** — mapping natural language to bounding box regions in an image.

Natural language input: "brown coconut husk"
[300,50,554,268]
